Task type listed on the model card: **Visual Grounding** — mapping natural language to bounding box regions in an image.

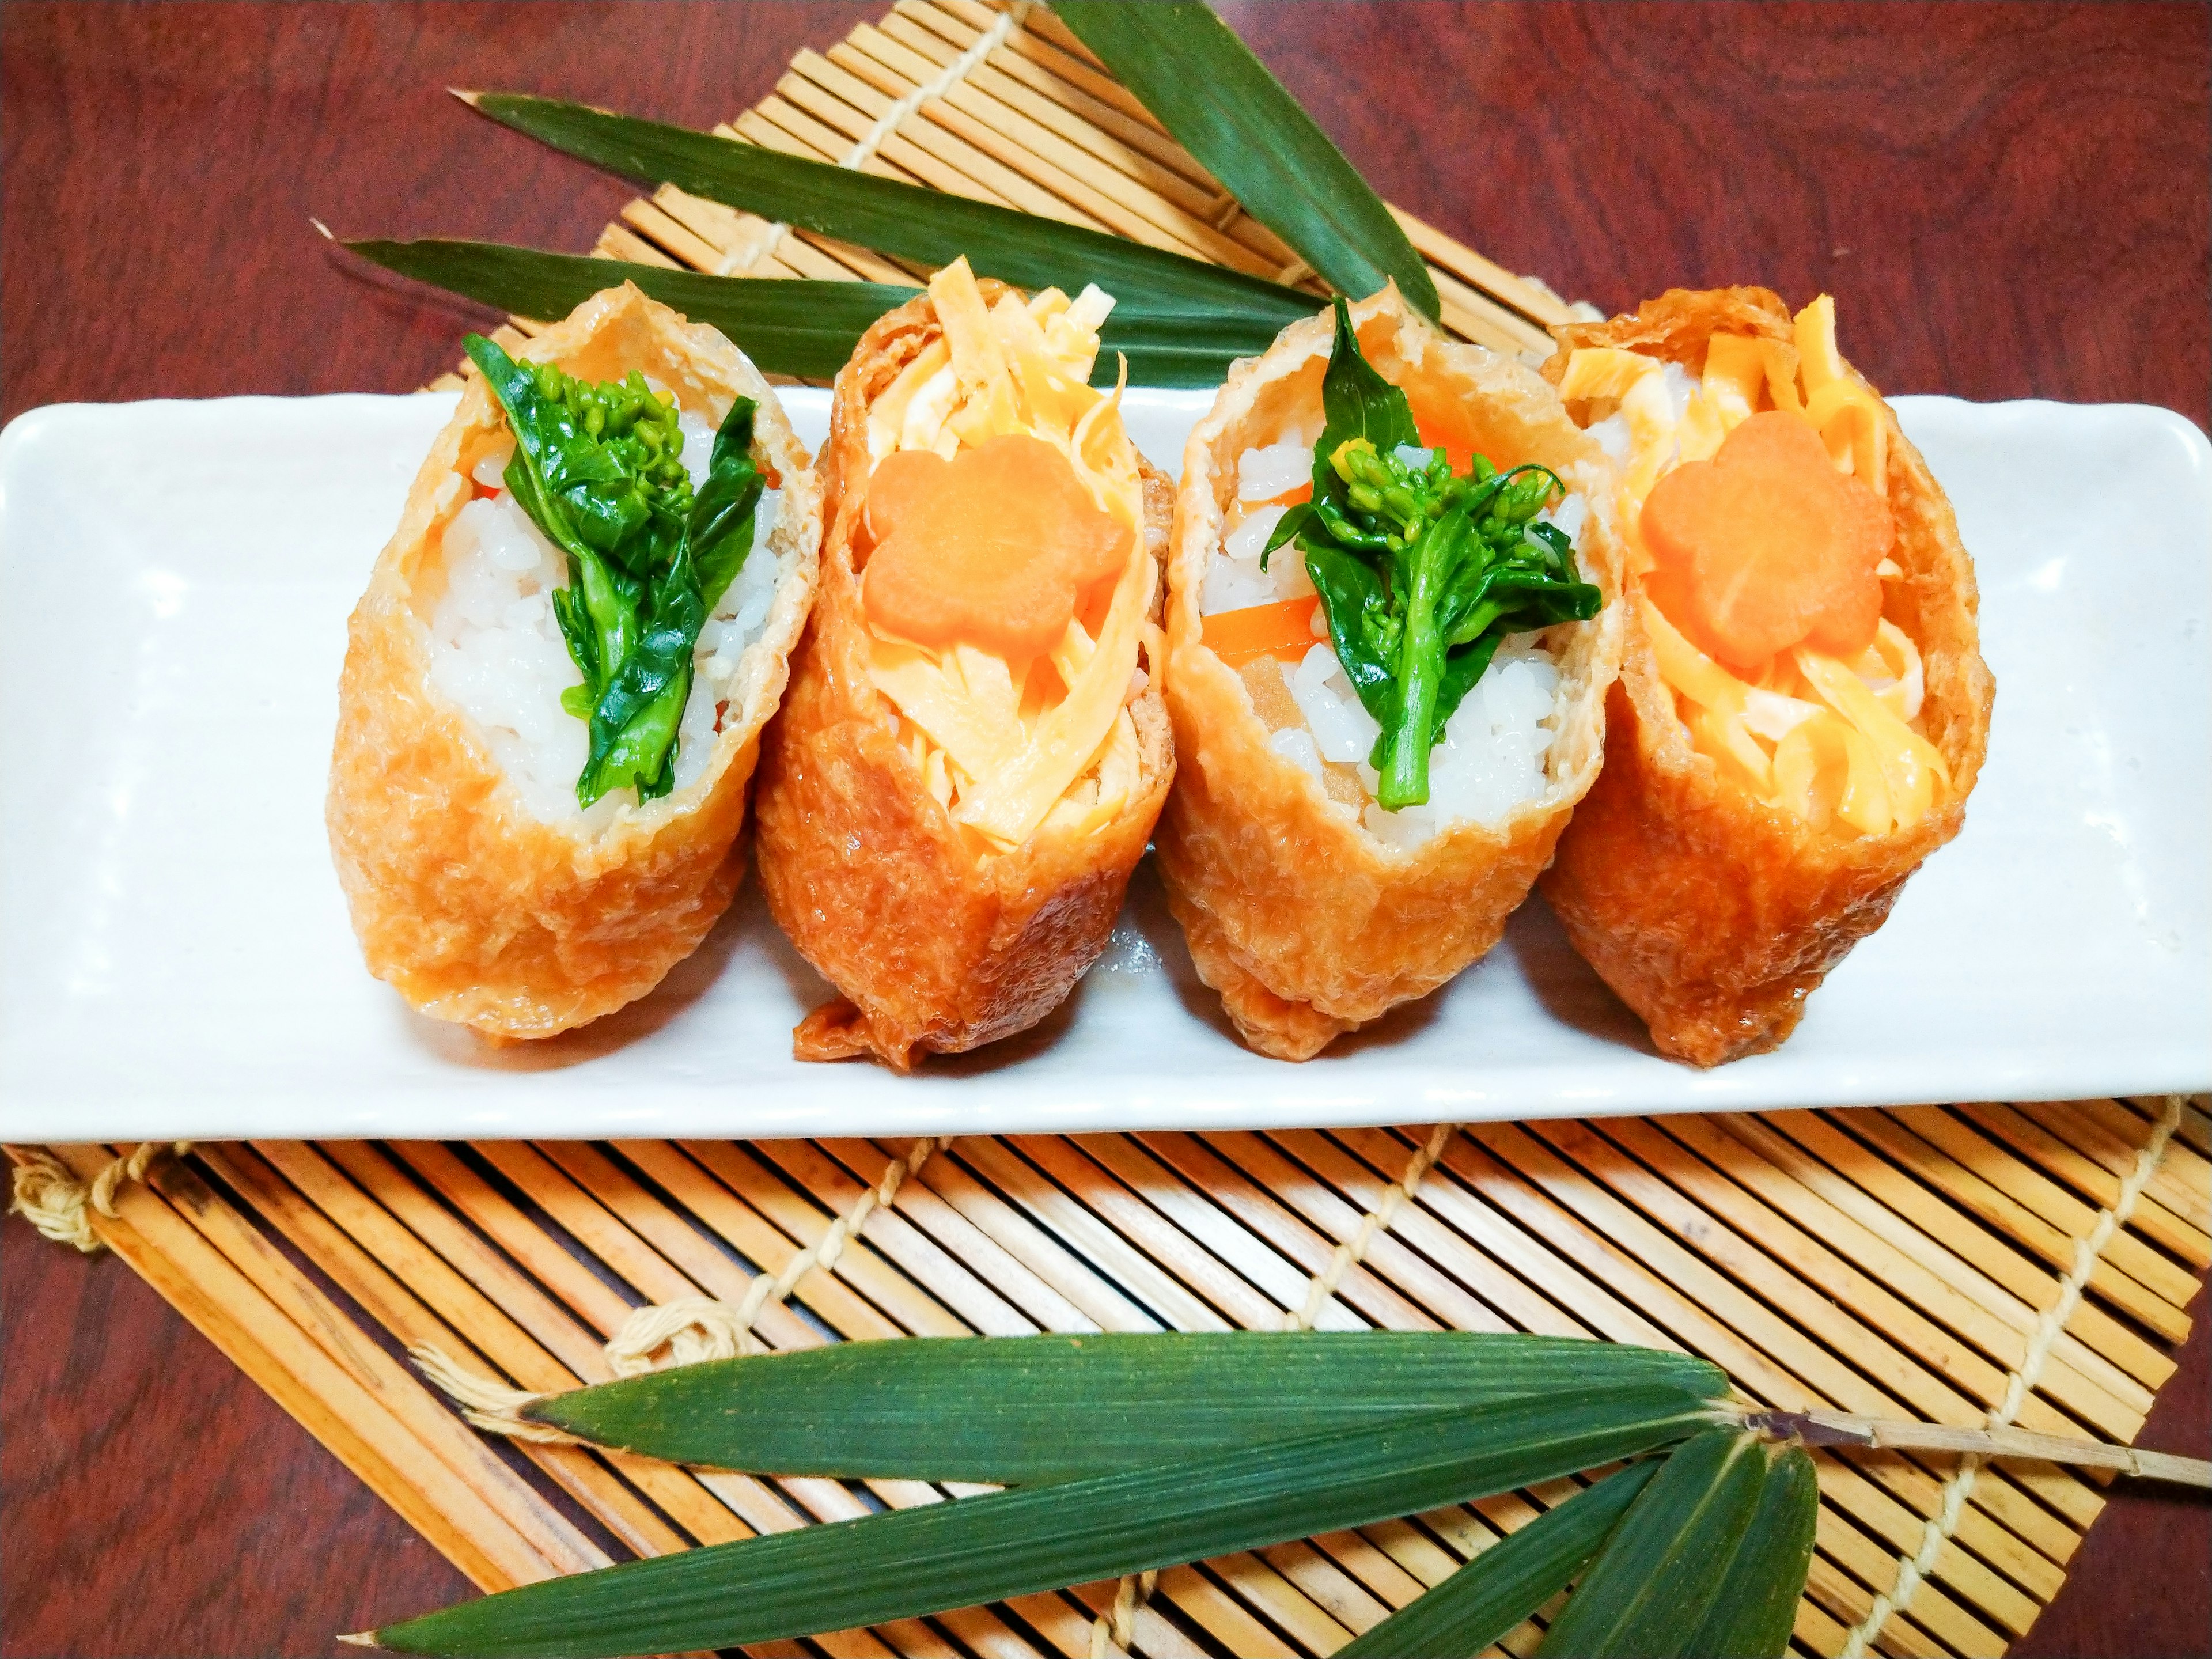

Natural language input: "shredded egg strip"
[1561,298,1942,836]
[862,258,1153,851]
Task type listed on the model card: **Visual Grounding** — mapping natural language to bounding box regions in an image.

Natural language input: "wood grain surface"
[2,4,2206,1656]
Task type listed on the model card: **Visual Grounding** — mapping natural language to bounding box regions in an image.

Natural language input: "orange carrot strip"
[1410,419,1474,479]
[1201,597,1322,669]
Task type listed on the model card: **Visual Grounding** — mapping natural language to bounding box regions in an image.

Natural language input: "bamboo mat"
[425,0,1584,393]
[18,3,2210,1657]
[12,1106,2208,1658]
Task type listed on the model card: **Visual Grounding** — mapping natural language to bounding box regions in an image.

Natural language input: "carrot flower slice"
[1639,411,1891,672]
[862,434,1131,660]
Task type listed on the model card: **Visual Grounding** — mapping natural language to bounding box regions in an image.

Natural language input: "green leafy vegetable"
[519,1331,1730,1482]
[460,92,1316,329]
[579,552,701,804]
[1315,291,1421,457]
[1050,2,1440,320]
[347,237,1291,385]
[461,334,762,806]
[363,1385,1716,1658]
[1334,1459,1660,1658]
[1266,298,1602,809]
[1532,1427,1776,1658]
[685,402,762,612]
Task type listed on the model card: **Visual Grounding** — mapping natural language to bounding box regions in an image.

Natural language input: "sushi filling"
[1556,296,1949,835]
[1198,300,1601,848]
[853,257,1154,853]
[428,352,783,828]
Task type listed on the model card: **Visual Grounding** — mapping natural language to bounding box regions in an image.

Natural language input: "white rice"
[1205,441,1321,612]
[1202,442,1331,618]
[1268,725,1326,783]
[1534,491,1587,549]
[429,410,782,826]
[1289,642,1381,765]
[1236,441,1312,501]
[1200,499,1319,615]
[469,441,513,490]
[674,409,717,488]
[1353,638,1561,849]
[671,487,781,793]
[1222,502,1290,562]
[428,493,602,827]
[1585,414,1630,461]
[1282,632,1565,846]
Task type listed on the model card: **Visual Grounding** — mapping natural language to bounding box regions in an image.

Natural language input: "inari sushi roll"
[754,257,1172,1069]
[1539,287,1994,1065]
[1157,287,1625,1060]
[328,283,822,1039]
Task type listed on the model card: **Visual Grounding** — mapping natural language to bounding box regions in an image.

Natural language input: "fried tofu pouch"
[1157,287,1626,1060]
[1539,287,1994,1065]
[328,283,822,1039]
[753,269,1173,1069]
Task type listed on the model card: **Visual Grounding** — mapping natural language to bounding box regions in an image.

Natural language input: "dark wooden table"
[3,4,2206,1654]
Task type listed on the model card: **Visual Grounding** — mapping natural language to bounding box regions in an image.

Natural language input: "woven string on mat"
[1836,1093,2190,1658]
[716,0,1033,278]
[1086,1121,1461,1659]
[414,1134,948,1437]
[5,1142,192,1254]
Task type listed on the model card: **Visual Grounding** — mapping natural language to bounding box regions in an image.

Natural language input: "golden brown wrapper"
[327,283,823,1040]
[752,285,1173,1070]
[1538,286,1995,1065]
[1156,286,1627,1060]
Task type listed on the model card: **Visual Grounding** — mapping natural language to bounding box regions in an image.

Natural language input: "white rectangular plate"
[1,389,2205,1142]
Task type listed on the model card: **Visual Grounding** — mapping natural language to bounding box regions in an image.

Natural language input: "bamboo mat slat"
[18,1095,2205,1658]
[21,5,2206,1655]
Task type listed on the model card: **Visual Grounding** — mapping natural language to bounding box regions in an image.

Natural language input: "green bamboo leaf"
[351,236,904,379]
[342,237,1292,386]
[1333,1460,1660,1659]
[463,93,1315,326]
[1681,1443,1820,1659]
[364,1385,1717,1658]
[1533,1427,1768,1658]
[522,1332,1730,1483]
[1050,2,1440,320]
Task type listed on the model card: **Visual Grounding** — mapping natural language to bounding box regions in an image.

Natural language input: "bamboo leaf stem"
[1732,1408,2212,1487]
